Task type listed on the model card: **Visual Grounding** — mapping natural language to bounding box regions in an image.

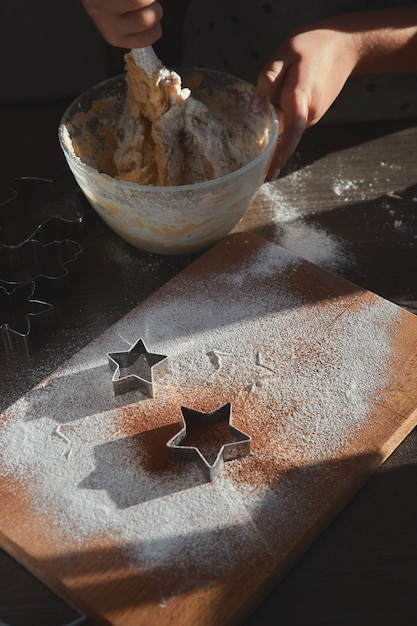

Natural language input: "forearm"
[254,4,417,176]
[322,5,417,74]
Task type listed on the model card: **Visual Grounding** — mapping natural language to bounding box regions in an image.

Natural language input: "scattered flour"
[255,181,351,272]
[332,178,364,197]
[0,236,403,606]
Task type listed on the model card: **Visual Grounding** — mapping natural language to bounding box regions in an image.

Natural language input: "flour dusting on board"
[0,236,403,601]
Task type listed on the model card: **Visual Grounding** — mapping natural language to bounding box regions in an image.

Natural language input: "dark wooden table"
[1,98,416,626]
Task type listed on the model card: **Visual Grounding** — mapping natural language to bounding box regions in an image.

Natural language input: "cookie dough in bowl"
[59,62,278,255]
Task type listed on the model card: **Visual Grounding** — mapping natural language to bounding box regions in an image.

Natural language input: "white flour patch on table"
[255,181,351,272]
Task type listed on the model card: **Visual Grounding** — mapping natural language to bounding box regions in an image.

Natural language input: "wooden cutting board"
[1,232,417,626]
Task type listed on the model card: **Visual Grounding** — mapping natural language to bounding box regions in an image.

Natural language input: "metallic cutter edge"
[0,239,83,292]
[0,170,87,247]
[0,171,87,353]
[0,238,83,354]
[107,338,168,398]
[166,402,251,481]
[0,282,54,354]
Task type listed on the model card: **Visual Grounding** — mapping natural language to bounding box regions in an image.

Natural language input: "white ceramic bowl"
[59,69,278,255]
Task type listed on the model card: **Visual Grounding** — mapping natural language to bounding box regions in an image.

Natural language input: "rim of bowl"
[58,70,279,193]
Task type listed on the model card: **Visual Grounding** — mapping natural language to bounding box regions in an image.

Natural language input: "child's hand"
[82,0,163,48]
[253,25,358,179]
[253,6,417,178]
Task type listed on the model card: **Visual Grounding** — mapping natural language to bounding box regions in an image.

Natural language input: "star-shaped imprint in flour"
[167,403,251,481]
[107,338,168,397]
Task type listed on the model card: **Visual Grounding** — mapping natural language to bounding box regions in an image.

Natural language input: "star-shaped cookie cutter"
[107,338,168,397]
[167,403,251,481]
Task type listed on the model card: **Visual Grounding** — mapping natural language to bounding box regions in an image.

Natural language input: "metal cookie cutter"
[0,170,87,247]
[0,282,53,354]
[0,238,83,354]
[167,402,251,481]
[0,238,83,293]
[0,170,88,353]
[107,338,168,397]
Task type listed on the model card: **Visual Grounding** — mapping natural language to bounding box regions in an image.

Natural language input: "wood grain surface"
[1,232,417,626]
[1,94,416,626]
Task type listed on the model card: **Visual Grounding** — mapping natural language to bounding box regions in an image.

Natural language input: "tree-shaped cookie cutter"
[0,282,54,354]
[0,171,87,353]
[167,403,251,481]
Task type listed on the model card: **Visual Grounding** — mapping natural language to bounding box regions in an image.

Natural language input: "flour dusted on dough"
[113,51,266,186]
